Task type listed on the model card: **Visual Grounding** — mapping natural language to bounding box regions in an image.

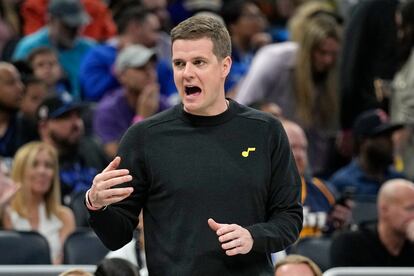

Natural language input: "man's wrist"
[85,189,105,211]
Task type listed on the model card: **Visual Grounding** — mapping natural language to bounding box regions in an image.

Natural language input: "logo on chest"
[241,147,256,157]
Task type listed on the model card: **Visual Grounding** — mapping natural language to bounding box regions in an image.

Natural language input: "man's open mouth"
[185,86,201,95]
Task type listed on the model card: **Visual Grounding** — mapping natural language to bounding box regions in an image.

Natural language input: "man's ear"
[221,56,232,78]
[379,201,389,217]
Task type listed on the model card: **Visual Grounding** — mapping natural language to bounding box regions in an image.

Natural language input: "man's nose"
[183,63,194,78]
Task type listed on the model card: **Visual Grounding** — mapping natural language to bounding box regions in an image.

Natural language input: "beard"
[0,100,19,113]
[49,129,81,154]
[365,144,394,171]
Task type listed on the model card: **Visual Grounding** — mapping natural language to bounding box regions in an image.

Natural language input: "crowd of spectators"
[1,0,414,273]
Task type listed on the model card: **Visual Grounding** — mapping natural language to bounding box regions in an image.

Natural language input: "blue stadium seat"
[0,230,51,264]
[63,229,109,264]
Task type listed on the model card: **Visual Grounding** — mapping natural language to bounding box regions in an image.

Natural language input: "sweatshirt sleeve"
[246,119,303,252]
[88,124,149,250]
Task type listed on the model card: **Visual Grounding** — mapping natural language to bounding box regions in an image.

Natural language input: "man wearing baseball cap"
[13,0,95,99]
[330,109,406,198]
[93,44,168,158]
[38,93,108,220]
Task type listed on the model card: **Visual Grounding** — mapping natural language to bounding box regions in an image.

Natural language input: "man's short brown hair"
[171,15,231,60]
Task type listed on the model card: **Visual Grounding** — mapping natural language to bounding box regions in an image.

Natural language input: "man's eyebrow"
[172,58,184,62]
[192,56,207,60]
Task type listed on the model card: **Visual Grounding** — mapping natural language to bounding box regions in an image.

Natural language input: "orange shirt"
[21,0,116,41]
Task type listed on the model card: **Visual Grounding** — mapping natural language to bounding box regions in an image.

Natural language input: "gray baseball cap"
[115,45,157,73]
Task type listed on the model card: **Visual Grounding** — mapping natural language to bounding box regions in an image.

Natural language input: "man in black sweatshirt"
[86,15,303,275]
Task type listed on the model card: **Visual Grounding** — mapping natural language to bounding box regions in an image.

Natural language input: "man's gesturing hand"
[88,156,133,210]
[208,218,253,256]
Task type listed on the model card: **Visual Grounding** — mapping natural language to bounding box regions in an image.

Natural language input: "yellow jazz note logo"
[242,147,256,157]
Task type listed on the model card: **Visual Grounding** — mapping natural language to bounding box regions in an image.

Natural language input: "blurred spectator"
[95,258,140,276]
[2,141,75,264]
[37,93,108,206]
[19,75,48,130]
[142,0,171,31]
[79,7,175,102]
[330,178,414,266]
[94,45,164,158]
[21,0,116,42]
[221,0,271,94]
[339,0,400,156]
[27,47,71,95]
[0,0,23,60]
[0,160,19,228]
[13,0,96,99]
[259,0,304,42]
[390,0,414,180]
[236,12,341,178]
[0,62,37,159]
[282,120,352,238]
[142,0,172,62]
[59,269,92,276]
[288,1,337,43]
[167,0,222,27]
[330,109,405,197]
[274,254,322,276]
[249,100,283,119]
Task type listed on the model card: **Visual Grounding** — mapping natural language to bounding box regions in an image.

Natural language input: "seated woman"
[2,141,75,264]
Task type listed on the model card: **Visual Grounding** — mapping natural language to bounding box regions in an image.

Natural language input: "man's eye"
[174,61,185,68]
[194,60,205,66]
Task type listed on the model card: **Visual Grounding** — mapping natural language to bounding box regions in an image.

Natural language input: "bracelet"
[132,115,144,124]
[85,189,106,211]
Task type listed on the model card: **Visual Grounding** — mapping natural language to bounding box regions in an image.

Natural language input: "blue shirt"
[330,159,405,196]
[13,27,96,99]
[301,177,335,238]
[79,43,177,102]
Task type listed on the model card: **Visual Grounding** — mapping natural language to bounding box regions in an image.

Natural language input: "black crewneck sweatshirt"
[89,99,302,275]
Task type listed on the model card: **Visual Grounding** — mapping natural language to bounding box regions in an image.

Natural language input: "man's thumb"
[208,218,222,232]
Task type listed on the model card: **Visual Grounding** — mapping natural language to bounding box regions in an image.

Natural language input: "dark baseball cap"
[353,109,403,138]
[37,93,84,120]
[48,0,90,27]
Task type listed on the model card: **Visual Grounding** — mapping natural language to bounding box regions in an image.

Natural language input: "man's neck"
[378,221,406,256]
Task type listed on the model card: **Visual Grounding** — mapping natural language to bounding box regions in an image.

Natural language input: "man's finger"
[218,231,238,243]
[102,156,121,173]
[216,224,238,236]
[99,187,133,200]
[225,247,241,256]
[221,238,240,250]
[99,174,132,190]
[104,193,134,206]
[94,169,130,185]
[208,218,223,232]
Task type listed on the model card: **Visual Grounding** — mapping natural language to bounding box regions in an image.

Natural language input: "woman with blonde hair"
[274,254,322,276]
[2,141,75,264]
[236,10,342,178]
